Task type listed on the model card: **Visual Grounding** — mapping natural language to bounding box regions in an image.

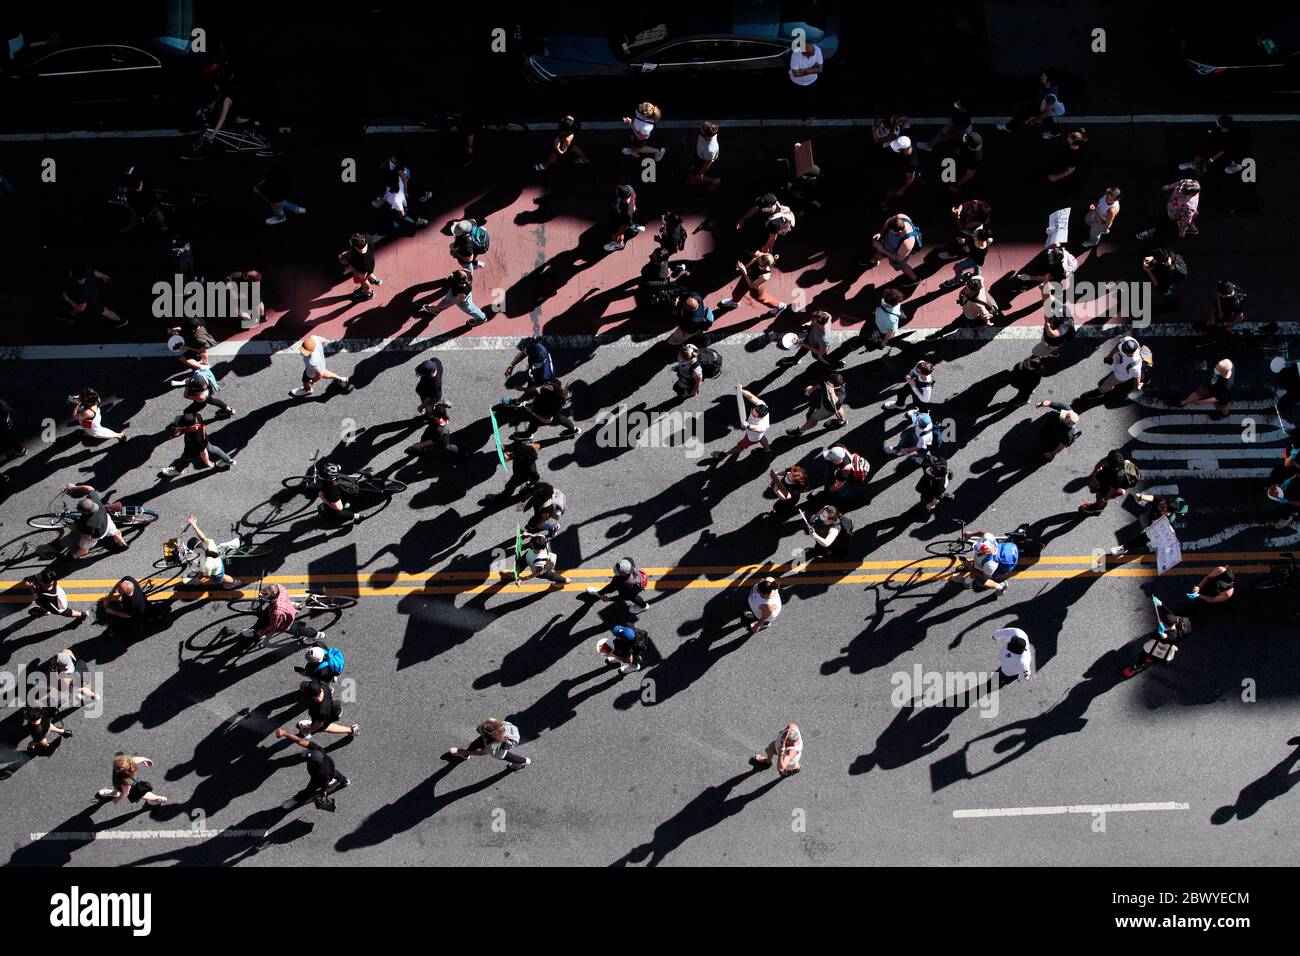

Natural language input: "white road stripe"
[5,322,1296,361]
[1131,448,1281,460]
[29,827,270,841]
[1129,415,1285,443]
[1141,468,1273,478]
[954,801,1189,819]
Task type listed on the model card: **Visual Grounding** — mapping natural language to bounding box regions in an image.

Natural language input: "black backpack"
[699,347,723,379]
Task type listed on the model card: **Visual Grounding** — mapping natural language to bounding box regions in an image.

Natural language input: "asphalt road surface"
[1,327,1298,867]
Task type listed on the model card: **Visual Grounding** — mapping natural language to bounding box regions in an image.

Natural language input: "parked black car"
[1174,11,1300,88]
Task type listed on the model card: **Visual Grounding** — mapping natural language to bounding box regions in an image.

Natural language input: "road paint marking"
[1132,395,1279,411]
[1129,414,1285,444]
[953,801,1189,819]
[6,323,1297,362]
[28,827,270,841]
[1144,484,1180,495]
[1140,468,1273,479]
[1131,448,1281,460]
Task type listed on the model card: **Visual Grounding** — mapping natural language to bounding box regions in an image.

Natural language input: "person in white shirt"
[1086,335,1145,397]
[754,722,802,775]
[1082,186,1121,248]
[291,336,352,397]
[743,577,782,634]
[788,41,823,122]
[687,120,721,189]
[883,360,935,411]
[621,102,665,161]
[993,627,1034,682]
[713,388,771,460]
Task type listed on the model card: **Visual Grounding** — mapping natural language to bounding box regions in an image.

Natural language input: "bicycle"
[182,117,280,160]
[1250,552,1299,591]
[282,449,408,496]
[158,523,273,579]
[228,589,358,617]
[105,184,216,214]
[27,492,159,532]
[924,522,1043,558]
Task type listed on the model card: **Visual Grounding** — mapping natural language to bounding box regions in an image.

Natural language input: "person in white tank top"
[1083,185,1121,248]
[745,577,782,634]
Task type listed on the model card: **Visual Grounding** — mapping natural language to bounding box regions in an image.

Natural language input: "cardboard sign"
[1145,515,1182,575]
[794,140,815,177]
[1046,207,1071,248]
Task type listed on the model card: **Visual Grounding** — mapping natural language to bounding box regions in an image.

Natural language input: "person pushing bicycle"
[957,528,1019,595]
[238,583,325,644]
[180,515,244,590]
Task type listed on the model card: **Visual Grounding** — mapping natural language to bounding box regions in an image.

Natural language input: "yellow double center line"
[2,551,1281,600]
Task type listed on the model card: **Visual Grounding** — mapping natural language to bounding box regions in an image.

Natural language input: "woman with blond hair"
[96,753,167,806]
[1036,400,1080,461]
[290,335,352,398]
[621,101,665,161]
[716,252,786,319]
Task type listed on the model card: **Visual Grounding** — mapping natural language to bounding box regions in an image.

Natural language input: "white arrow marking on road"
[1141,468,1273,479]
[1128,415,1285,444]
[1180,523,1264,550]
[1131,449,1282,460]
[1132,395,1278,411]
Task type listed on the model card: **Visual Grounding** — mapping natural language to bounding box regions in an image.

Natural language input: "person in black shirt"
[276,729,350,809]
[121,168,168,234]
[1043,128,1086,195]
[1202,281,1247,338]
[1143,249,1185,302]
[294,680,358,737]
[414,357,444,413]
[878,136,919,210]
[510,379,580,440]
[158,413,235,478]
[1035,401,1080,460]
[316,463,358,524]
[98,577,151,632]
[587,558,649,616]
[338,233,382,302]
[405,401,466,460]
[61,264,127,330]
[948,131,982,196]
[419,268,487,325]
[25,705,71,755]
[1178,358,1234,419]
[483,441,540,504]
[1179,115,1244,176]
[920,96,973,156]
[182,373,233,419]
[24,568,86,623]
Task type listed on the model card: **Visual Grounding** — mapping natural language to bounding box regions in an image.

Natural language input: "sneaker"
[289,387,312,398]
[654,148,666,161]
[1178,162,1196,171]
[718,298,737,309]
[351,289,375,301]
[916,141,933,152]
[370,276,383,286]
[222,579,243,590]
[1080,239,1098,249]
[1135,230,1154,240]
[216,458,235,468]
[603,241,625,252]
[1224,162,1244,175]
[341,378,355,393]
[764,303,788,319]
[563,426,582,438]
[996,122,1010,132]
[96,788,116,799]
[629,224,645,234]
[1041,130,1060,140]
[158,466,180,478]
[621,147,636,156]
[619,662,642,674]
[1121,666,1138,678]
[296,719,314,730]
[881,399,902,411]
[238,626,257,638]
[58,727,72,739]
[533,163,545,171]
[467,316,488,327]
[785,426,803,437]
[1109,546,1126,556]
[265,215,287,225]
[883,444,897,456]
[292,207,308,215]
[508,757,531,770]
[279,797,300,810]
[110,317,130,330]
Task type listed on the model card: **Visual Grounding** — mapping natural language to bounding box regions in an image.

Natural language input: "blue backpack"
[321,646,345,679]
[995,541,1019,576]
[469,225,490,255]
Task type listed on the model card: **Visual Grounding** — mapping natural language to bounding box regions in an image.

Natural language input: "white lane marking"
[1133,450,1284,463]
[29,827,270,841]
[1181,523,1262,550]
[953,801,1189,819]
[0,128,187,141]
[7,322,1297,361]
[1145,484,1180,494]
[1129,415,1285,444]
[1132,395,1278,411]
[1141,468,1273,478]
[1269,527,1300,547]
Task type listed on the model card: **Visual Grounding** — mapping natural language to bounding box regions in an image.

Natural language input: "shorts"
[127,779,154,804]
[303,369,323,386]
[78,515,118,553]
[737,433,765,449]
[887,255,913,273]
[764,740,800,769]
[807,404,837,423]
[351,272,370,285]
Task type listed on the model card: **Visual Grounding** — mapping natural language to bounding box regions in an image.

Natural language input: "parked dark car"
[518,1,840,84]
[1173,11,1300,88]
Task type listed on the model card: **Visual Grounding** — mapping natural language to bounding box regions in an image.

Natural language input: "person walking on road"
[158,413,235,477]
[24,569,86,625]
[1082,186,1121,249]
[534,114,590,172]
[449,718,530,770]
[787,371,847,436]
[70,388,127,444]
[96,753,167,806]
[687,121,722,189]
[586,557,649,617]
[765,464,809,520]
[483,441,541,504]
[734,193,796,257]
[822,445,870,505]
[519,533,569,587]
[291,335,352,398]
[597,624,648,674]
[1080,449,1140,513]
[1136,179,1201,240]
[882,360,935,413]
[621,102,666,161]
[996,70,1066,138]
[604,184,644,252]
[450,218,488,271]
[776,310,834,368]
[993,628,1034,683]
[510,379,581,440]
[716,253,787,320]
[182,372,234,420]
[1083,334,1146,399]
[25,705,73,756]
[863,213,922,285]
[1035,401,1081,461]
[275,729,350,809]
[339,232,383,302]
[753,722,802,775]
[743,577,782,634]
[294,679,359,739]
[714,388,772,459]
[419,267,488,326]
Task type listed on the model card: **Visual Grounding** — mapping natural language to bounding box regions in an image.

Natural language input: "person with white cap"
[822,445,870,504]
[1178,358,1234,419]
[586,558,649,616]
[449,218,487,271]
[291,335,352,398]
[993,627,1034,683]
[1082,334,1145,399]
[961,530,1015,594]
[878,135,918,210]
[295,640,345,684]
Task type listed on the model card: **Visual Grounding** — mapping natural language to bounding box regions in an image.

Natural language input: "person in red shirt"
[237,584,323,644]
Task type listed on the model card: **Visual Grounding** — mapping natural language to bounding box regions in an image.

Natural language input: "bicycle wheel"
[227,599,265,615]
[1251,573,1292,591]
[282,476,311,492]
[309,595,358,611]
[27,513,68,531]
[368,479,407,495]
[924,538,967,558]
[116,509,159,528]
[230,543,273,560]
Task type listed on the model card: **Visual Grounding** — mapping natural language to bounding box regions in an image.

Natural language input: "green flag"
[490,408,508,469]
[513,525,524,583]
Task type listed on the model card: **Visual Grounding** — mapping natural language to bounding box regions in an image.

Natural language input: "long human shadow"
[821,583,979,678]
[928,645,1131,792]
[610,766,781,867]
[473,600,624,690]
[335,763,513,853]
[5,799,158,866]
[851,676,997,775]
[1211,738,1300,825]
